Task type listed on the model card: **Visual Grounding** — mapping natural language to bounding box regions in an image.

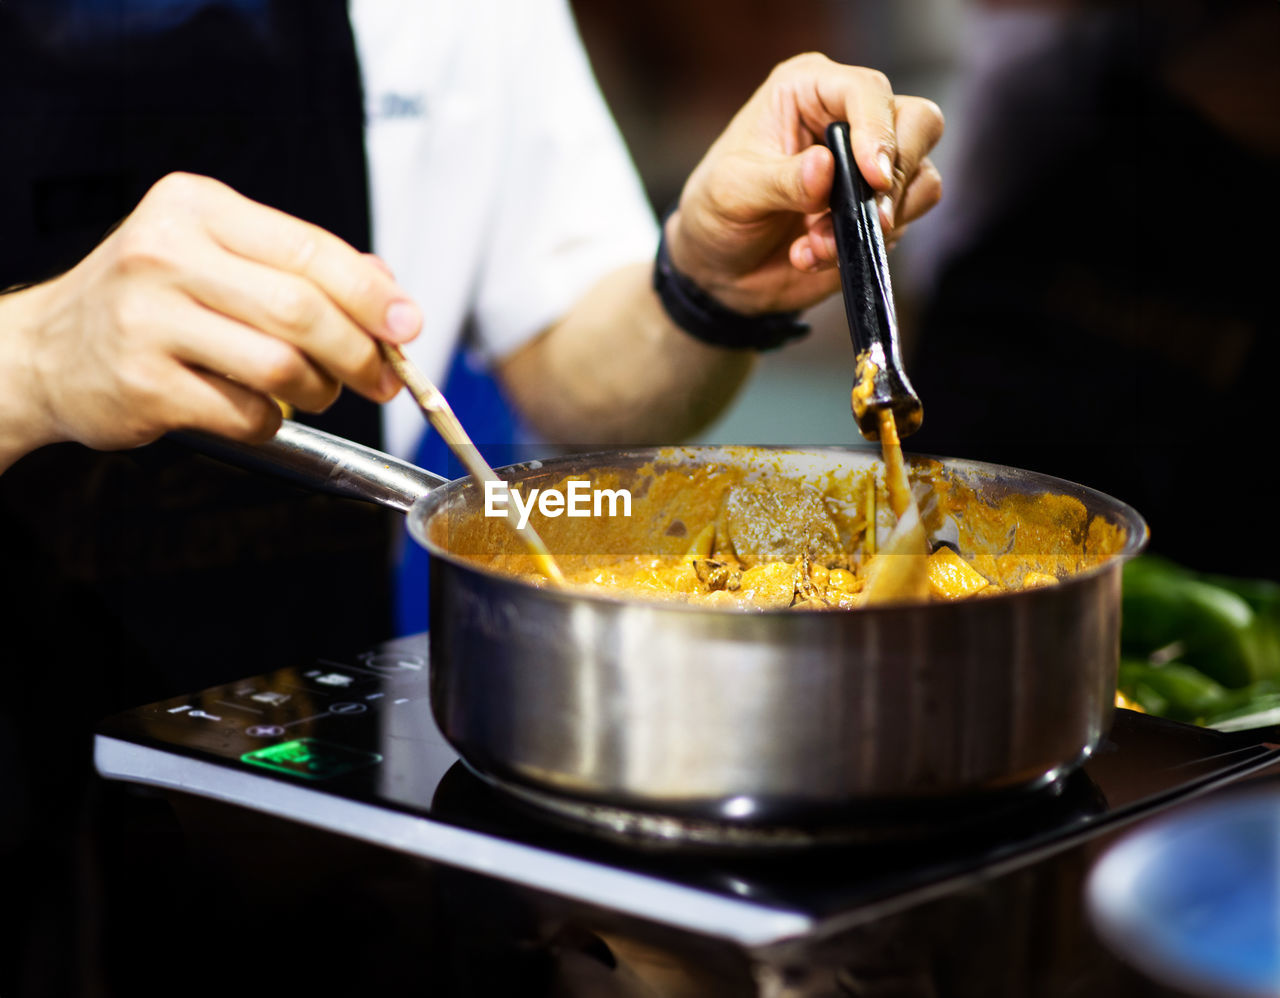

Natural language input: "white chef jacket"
[349,0,659,459]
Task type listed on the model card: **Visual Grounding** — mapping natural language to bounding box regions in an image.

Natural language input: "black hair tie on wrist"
[652,218,810,352]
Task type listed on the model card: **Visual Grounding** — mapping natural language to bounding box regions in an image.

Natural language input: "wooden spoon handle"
[380,343,565,585]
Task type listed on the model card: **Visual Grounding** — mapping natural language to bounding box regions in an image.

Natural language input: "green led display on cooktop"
[241,739,382,780]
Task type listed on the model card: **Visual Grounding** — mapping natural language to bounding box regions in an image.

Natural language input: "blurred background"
[568,0,964,446]
[563,0,1280,580]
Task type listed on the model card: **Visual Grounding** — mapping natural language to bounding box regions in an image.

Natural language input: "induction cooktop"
[94,633,1280,950]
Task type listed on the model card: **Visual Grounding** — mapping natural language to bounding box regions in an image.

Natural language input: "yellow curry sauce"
[429,449,1127,612]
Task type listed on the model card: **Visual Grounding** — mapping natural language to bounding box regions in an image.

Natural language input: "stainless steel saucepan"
[192,420,1148,835]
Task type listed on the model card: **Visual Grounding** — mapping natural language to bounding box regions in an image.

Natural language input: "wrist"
[662,211,729,304]
[654,210,809,352]
[0,282,62,470]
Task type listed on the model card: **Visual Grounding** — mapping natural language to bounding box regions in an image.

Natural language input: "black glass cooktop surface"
[94,634,1280,947]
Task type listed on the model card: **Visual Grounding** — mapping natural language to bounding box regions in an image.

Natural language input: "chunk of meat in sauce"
[723,480,842,568]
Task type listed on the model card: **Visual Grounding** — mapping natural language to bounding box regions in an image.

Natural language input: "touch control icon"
[359,651,425,675]
[241,739,382,780]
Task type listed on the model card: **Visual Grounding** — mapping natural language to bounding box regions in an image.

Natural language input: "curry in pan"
[431,447,1127,611]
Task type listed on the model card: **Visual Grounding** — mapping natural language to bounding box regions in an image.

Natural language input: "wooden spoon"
[380,343,566,585]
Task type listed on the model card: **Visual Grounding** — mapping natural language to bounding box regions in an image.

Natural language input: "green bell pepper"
[1117,658,1233,724]
[1121,556,1274,688]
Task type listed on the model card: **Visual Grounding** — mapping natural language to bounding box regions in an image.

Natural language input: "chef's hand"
[0,172,418,465]
[665,52,945,316]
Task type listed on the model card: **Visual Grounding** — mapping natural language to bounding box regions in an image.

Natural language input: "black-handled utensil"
[825,121,923,441]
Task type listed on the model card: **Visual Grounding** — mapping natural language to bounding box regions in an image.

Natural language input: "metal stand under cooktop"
[94,633,1280,953]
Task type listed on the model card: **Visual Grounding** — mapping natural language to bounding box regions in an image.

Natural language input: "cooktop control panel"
[95,633,1280,948]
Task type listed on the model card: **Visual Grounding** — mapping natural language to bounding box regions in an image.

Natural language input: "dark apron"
[0,4,394,991]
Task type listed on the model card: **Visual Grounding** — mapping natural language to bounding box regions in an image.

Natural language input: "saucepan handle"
[173,419,448,513]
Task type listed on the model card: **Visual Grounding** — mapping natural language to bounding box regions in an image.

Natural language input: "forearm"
[499,261,754,446]
[0,282,58,474]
